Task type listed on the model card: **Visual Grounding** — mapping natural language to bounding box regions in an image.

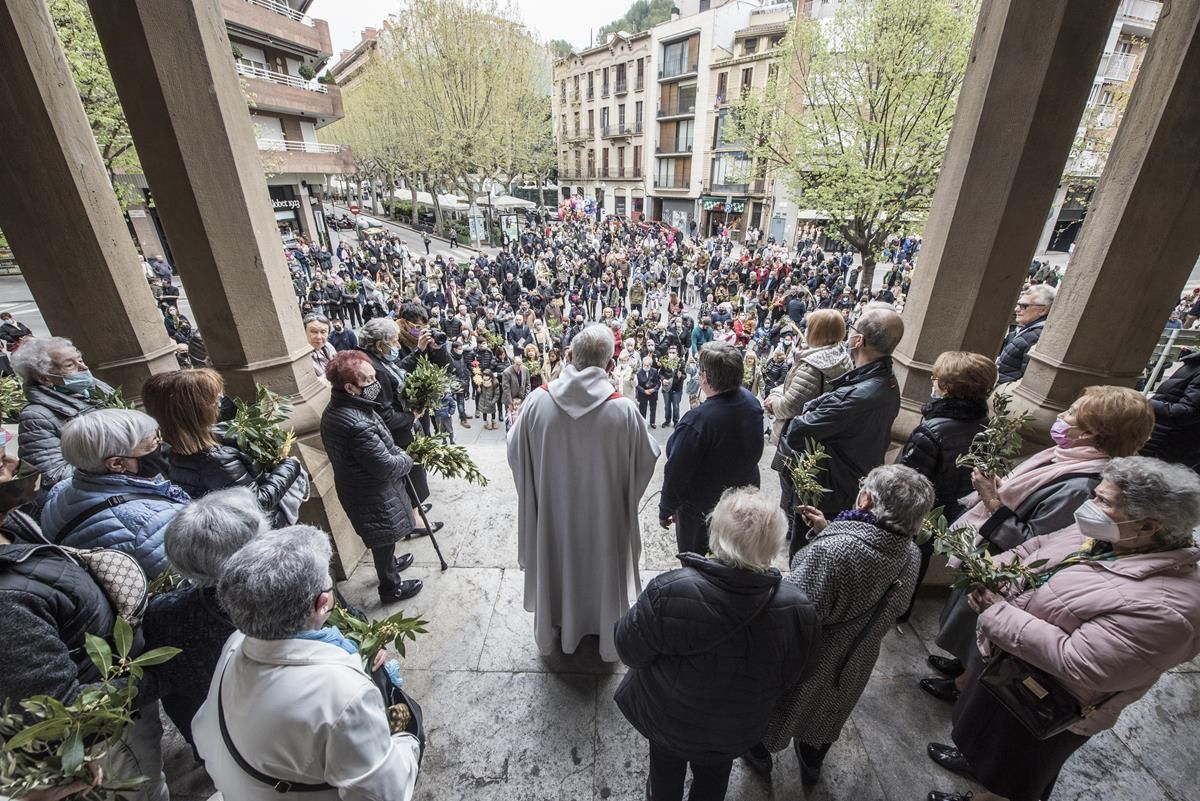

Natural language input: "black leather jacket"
[164,432,302,527]
[898,396,988,519]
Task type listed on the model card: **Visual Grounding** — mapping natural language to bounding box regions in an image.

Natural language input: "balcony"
[584,126,595,138]
[656,141,693,155]
[657,100,697,119]
[599,167,610,178]
[256,138,352,174]
[659,62,699,81]
[636,76,644,91]
[1098,51,1137,82]
[653,176,690,190]
[587,89,595,101]
[222,0,332,59]
[601,85,611,98]
[602,124,634,139]
[586,167,596,179]
[634,120,644,134]
[237,63,343,122]
[1117,0,1160,29]
[614,79,628,95]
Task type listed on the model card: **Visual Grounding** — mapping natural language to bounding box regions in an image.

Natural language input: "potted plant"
[297,63,317,81]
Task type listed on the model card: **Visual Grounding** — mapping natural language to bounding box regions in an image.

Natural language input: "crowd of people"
[1,204,1199,801]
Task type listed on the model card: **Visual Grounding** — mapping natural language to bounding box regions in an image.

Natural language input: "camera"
[429,329,448,347]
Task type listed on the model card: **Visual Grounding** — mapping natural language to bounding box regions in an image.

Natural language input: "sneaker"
[379,579,423,602]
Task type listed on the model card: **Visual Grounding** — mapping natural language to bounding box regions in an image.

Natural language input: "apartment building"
[328,26,381,91]
[1039,0,1162,253]
[124,0,351,259]
[551,31,653,218]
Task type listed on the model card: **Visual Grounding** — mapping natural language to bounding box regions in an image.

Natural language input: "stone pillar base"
[294,433,363,580]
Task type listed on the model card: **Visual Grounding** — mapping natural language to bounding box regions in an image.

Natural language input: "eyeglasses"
[1015,302,1046,310]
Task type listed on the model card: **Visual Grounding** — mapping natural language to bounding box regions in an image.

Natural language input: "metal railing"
[635,76,644,91]
[614,79,628,94]
[653,176,690,189]
[599,167,610,178]
[634,120,644,134]
[1118,0,1161,24]
[659,62,699,80]
[235,62,328,93]
[633,166,642,178]
[587,166,596,178]
[257,138,344,153]
[1098,51,1137,82]
[657,100,696,118]
[601,85,610,98]
[656,141,693,154]
[711,182,749,194]
[603,124,635,138]
[244,0,315,26]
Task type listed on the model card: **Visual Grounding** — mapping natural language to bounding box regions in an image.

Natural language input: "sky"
[307,0,619,65]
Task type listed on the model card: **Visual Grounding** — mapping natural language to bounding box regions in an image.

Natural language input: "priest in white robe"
[507,323,661,661]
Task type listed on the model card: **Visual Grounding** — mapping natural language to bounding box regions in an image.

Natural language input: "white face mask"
[1073,500,1124,543]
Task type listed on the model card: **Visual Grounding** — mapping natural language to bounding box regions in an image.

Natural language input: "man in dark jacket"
[660,342,764,554]
[1141,349,1200,472]
[0,312,33,347]
[786,304,903,530]
[616,488,820,799]
[996,284,1055,383]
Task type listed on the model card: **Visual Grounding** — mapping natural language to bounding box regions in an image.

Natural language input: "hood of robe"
[547,364,615,419]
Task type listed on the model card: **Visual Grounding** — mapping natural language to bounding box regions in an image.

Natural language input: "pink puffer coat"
[977,526,1200,735]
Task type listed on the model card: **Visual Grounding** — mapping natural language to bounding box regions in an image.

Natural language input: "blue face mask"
[59,369,96,394]
[385,346,400,362]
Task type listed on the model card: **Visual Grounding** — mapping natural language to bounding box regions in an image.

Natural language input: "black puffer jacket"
[163,434,303,527]
[786,357,901,518]
[1141,351,1200,470]
[17,381,112,489]
[615,554,821,762]
[898,396,988,520]
[360,341,451,444]
[996,318,1045,384]
[320,389,414,548]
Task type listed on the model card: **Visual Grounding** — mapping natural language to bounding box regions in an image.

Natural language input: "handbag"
[978,650,1116,740]
[675,581,779,658]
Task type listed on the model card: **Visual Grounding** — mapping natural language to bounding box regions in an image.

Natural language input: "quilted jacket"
[320,389,414,548]
[767,345,851,444]
[1141,350,1200,469]
[615,554,821,762]
[996,318,1045,384]
[40,471,189,579]
[17,381,113,489]
[897,396,989,519]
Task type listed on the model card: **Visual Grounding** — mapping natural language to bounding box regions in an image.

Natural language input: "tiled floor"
[167,418,1199,801]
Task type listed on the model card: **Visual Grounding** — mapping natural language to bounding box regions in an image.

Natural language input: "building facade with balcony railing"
[551,29,652,218]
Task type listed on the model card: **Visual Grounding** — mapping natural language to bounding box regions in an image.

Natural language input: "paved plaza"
[163,420,1200,801]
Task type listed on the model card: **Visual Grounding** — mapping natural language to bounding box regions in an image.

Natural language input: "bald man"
[784,304,904,550]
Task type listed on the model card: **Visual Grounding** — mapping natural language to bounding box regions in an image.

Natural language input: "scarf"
[294,627,404,688]
[954,444,1110,532]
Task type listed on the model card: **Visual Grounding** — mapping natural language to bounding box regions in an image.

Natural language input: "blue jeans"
[664,390,682,425]
[455,392,468,421]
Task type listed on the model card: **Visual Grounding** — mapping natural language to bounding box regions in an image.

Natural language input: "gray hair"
[357,316,398,352]
[698,341,744,393]
[164,487,268,587]
[856,303,904,355]
[11,336,75,384]
[569,323,615,369]
[302,313,330,329]
[860,464,935,536]
[1104,457,1200,549]
[707,487,787,571]
[1025,284,1057,307]
[60,409,159,473]
[217,525,333,640]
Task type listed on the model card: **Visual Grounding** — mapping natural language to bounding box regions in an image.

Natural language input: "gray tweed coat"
[763,519,920,748]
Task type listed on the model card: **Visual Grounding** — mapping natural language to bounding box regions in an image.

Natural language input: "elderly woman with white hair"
[749,464,933,784]
[10,336,114,488]
[142,487,268,746]
[40,409,190,578]
[614,488,821,801]
[192,525,422,800]
[929,457,1200,801]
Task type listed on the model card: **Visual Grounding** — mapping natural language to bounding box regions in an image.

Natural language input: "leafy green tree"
[547,38,574,58]
[597,0,674,40]
[49,0,139,190]
[730,0,977,291]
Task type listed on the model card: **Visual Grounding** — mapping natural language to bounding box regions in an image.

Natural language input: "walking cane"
[404,474,449,571]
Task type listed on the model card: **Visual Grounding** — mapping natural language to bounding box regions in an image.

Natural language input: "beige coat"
[767,345,852,443]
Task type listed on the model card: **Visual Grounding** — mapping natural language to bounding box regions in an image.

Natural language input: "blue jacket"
[41,472,190,579]
[660,387,763,521]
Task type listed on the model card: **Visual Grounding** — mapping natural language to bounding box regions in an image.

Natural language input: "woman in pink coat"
[928,457,1200,801]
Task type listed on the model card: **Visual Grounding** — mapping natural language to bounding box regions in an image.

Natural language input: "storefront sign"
[272,199,301,210]
[701,196,745,213]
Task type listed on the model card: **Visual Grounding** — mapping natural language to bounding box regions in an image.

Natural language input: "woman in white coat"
[192,525,421,800]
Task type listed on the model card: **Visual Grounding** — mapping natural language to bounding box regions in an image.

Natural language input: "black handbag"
[978,650,1115,740]
[370,667,427,764]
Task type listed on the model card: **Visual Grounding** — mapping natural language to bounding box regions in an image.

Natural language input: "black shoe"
[928,654,965,677]
[420,503,433,514]
[394,553,414,572]
[919,676,961,702]
[741,743,772,775]
[793,742,820,786]
[649,423,657,429]
[379,579,423,602]
[407,521,445,539]
[927,743,975,781]
[927,792,972,801]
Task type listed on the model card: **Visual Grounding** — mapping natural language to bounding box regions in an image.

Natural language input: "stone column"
[0,0,178,396]
[890,0,1119,436]
[1012,0,1200,434]
[86,0,363,575]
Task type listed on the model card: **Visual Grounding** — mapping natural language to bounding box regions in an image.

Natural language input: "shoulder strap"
[54,493,179,542]
[217,662,333,793]
[676,581,780,658]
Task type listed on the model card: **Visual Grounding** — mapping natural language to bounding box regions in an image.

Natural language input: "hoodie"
[545,364,619,419]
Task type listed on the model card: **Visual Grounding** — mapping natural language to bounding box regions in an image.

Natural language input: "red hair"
[326,350,371,388]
